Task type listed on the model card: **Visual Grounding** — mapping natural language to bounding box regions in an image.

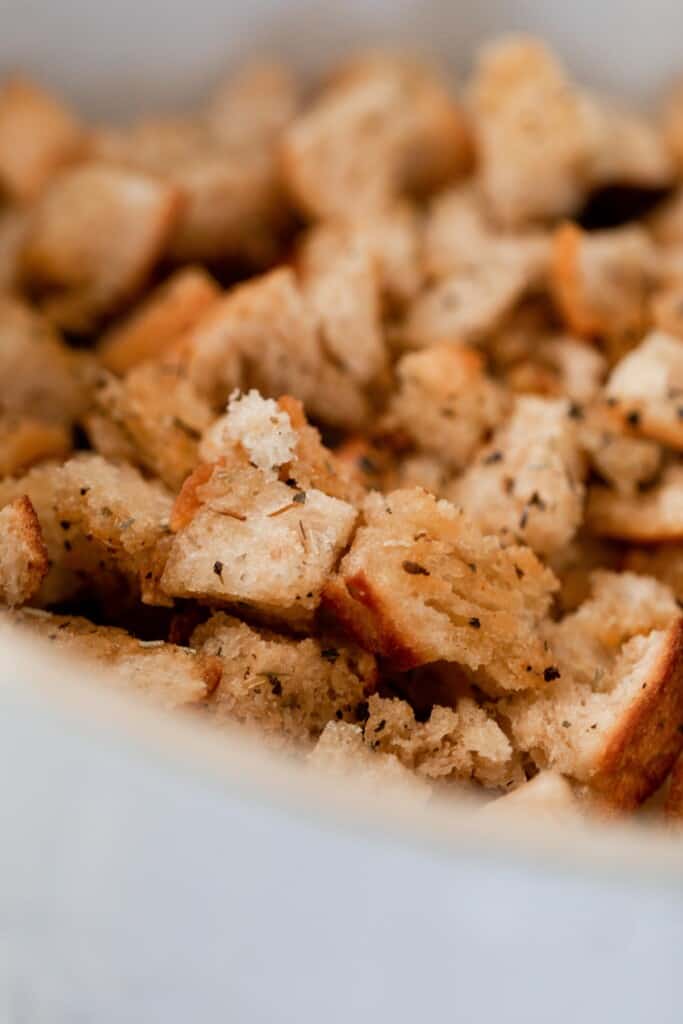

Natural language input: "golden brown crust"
[591,619,683,808]
[0,495,49,606]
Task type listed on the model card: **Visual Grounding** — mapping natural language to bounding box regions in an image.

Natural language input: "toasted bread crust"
[591,619,683,808]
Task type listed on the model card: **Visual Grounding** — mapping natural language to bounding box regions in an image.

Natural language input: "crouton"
[299,201,424,313]
[55,454,174,598]
[586,464,683,543]
[579,409,662,495]
[161,452,357,628]
[398,253,534,349]
[98,267,221,375]
[300,235,386,384]
[603,332,683,451]
[652,281,683,340]
[582,93,674,190]
[624,545,683,603]
[547,533,623,613]
[204,60,299,151]
[0,416,71,478]
[363,694,523,790]
[386,345,510,470]
[4,609,220,710]
[550,222,658,350]
[281,51,470,220]
[422,182,551,286]
[175,266,370,429]
[324,487,558,692]
[0,77,84,202]
[450,397,585,556]
[21,162,182,331]
[500,610,683,809]
[0,295,92,425]
[191,612,376,744]
[85,363,214,491]
[0,496,48,606]
[663,77,683,175]
[0,207,28,292]
[481,770,582,821]
[665,750,683,820]
[470,36,592,227]
[308,720,429,799]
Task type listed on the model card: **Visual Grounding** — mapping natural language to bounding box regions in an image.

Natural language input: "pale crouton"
[450,397,585,556]
[85,363,214,491]
[652,281,683,340]
[281,51,470,220]
[398,254,534,349]
[547,533,623,613]
[21,162,182,331]
[481,770,582,821]
[579,409,662,496]
[191,612,376,744]
[603,332,683,450]
[422,182,551,286]
[175,267,369,429]
[500,615,683,809]
[582,93,674,190]
[298,202,424,310]
[98,267,221,375]
[161,453,357,628]
[204,61,299,151]
[324,487,558,692]
[0,416,71,478]
[300,235,386,384]
[309,720,429,799]
[386,345,511,470]
[4,609,220,710]
[586,464,683,543]
[663,77,683,175]
[363,694,523,790]
[550,222,658,350]
[470,36,592,227]
[624,545,683,603]
[0,77,84,201]
[0,295,91,425]
[0,496,48,606]
[55,454,174,597]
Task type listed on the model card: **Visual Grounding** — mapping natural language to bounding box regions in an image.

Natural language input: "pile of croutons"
[2,35,683,824]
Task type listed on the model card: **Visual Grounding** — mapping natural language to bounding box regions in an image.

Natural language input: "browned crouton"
[204,61,299,151]
[550,222,658,351]
[85,363,214,491]
[21,162,182,331]
[281,51,470,220]
[450,397,586,556]
[363,694,523,790]
[665,750,683,820]
[4,608,220,710]
[0,416,71,478]
[324,487,558,692]
[603,332,683,451]
[309,720,429,799]
[0,77,84,201]
[175,266,370,429]
[386,345,511,470]
[161,451,357,629]
[98,267,221,375]
[500,611,683,809]
[0,496,48,606]
[0,207,28,292]
[470,37,592,228]
[586,465,683,543]
[0,295,92,425]
[191,612,376,745]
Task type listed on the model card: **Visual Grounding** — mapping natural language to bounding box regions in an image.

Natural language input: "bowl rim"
[2,619,682,889]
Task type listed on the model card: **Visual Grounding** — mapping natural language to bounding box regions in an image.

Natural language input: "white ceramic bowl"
[1,3,682,1021]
